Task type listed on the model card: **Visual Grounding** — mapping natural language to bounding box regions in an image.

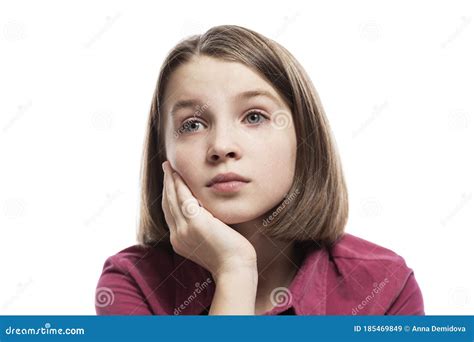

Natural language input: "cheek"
[261,131,296,175]
[241,132,294,200]
[170,144,205,192]
[258,148,295,192]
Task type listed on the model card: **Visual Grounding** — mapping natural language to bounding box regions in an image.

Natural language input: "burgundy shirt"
[95,233,424,315]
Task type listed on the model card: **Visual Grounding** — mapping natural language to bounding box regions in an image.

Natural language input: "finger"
[171,170,204,221]
[161,169,177,235]
[163,161,186,228]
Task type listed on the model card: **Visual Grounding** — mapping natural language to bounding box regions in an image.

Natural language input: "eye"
[178,119,205,134]
[177,110,268,135]
[244,110,268,125]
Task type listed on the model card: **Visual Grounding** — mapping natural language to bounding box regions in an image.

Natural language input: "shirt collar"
[290,242,329,315]
[262,241,329,315]
[172,241,329,315]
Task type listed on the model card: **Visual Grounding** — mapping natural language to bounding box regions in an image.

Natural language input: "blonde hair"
[137,25,348,249]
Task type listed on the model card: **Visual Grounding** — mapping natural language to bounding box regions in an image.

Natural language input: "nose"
[206,125,242,163]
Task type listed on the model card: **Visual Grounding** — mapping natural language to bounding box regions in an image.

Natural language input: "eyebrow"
[169,89,281,116]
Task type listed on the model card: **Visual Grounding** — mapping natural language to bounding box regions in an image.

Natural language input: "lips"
[206,172,251,187]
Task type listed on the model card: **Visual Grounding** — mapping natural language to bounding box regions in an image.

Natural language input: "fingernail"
[162,162,166,172]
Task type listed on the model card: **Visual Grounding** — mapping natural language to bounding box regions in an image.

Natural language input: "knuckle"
[177,226,190,240]
[169,234,178,247]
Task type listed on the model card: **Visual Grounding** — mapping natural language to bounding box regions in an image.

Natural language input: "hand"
[161,161,257,279]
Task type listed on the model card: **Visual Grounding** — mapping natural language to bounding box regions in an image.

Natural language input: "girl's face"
[163,56,297,225]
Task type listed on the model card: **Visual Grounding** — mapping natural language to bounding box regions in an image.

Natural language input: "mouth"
[207,180,250,193]
[206,172,250,187]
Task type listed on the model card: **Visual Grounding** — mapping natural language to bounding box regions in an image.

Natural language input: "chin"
[206,206,261,225]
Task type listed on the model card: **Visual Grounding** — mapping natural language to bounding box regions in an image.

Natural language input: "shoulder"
[102,243,174,275]
[331,233,408,263]
[95,243,176,315]
[324,233,424,315]
[329,233,412,281]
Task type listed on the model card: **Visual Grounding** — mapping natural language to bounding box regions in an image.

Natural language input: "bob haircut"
[137,25,348,250]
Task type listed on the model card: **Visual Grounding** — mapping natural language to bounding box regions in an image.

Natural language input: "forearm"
[209,267,258,315]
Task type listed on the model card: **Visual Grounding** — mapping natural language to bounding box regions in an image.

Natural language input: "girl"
[95,25,424,315]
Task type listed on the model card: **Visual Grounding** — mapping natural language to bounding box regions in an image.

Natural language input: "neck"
[230,219,301,310]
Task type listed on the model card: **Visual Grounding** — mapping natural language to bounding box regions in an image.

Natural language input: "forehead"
[162,56,282,109]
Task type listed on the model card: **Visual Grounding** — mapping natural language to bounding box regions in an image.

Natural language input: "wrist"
[209,265,258,315]
[214,259,258,283]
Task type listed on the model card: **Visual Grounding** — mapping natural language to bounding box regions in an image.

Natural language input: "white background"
[1,0,473,315]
